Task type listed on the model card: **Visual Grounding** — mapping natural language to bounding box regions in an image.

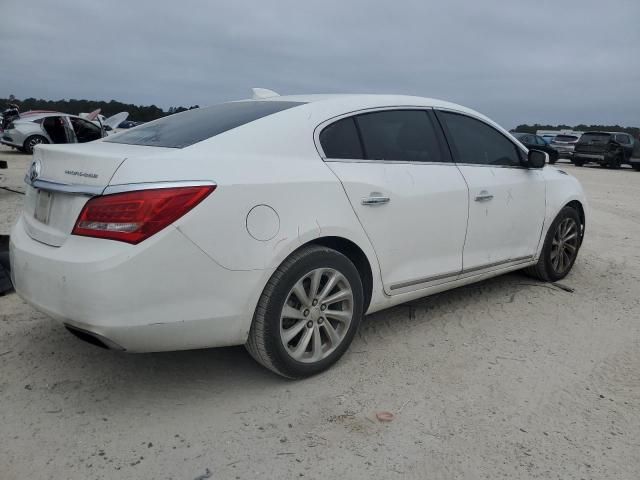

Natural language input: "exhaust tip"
[64,325,125,351]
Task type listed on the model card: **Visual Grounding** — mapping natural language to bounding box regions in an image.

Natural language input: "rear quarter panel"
[107,106,385,310]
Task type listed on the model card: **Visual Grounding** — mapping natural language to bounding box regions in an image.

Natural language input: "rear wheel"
[23,135,49,154]
[525,206,582,282]
[246,245,364,378]
[633,165,640,171]
[573,159,584,167]
[607,155,622,169]
[549,152,559,164]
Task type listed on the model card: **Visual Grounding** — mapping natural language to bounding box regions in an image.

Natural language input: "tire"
[549,152,558,164]
[246,245,364,378]
[633,165,640,172]
[525,206,582,282]
[607,155,622,169]
[573,159,584,167]
[23,135,49,154]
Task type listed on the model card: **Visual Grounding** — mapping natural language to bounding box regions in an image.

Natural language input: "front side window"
[70,117,102,143]
[106,101,304,148]
[355,110,444,162]
[438,111,522,167]
[534,136,546,146]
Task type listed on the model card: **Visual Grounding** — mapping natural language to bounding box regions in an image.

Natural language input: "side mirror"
[526,149,547,168]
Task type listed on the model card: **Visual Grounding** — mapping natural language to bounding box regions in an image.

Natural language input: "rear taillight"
[72,185,215,244]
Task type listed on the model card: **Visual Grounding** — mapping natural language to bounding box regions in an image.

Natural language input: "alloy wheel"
[550,218,579,275]
[29,137,43,148]
[279,268,354,363]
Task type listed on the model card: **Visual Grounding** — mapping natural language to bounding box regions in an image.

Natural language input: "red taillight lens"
[72,185,215,244]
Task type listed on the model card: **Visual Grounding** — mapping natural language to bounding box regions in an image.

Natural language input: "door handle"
[361,194,390,206]
[475,190,494,202]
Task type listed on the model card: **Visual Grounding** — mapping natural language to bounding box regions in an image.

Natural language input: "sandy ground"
[1,145,639,479]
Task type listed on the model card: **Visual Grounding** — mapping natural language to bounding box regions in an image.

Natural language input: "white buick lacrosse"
[10,91,587,377]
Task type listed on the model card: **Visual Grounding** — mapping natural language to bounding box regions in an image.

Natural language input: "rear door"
[320,109,469,294]
[435,110,546,272]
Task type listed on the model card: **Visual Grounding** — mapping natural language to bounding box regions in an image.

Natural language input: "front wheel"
[573,159,584,167]
[525,206,582,282]
[246,245,364,378]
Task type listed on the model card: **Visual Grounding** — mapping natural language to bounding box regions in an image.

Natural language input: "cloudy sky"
[1,0,638,127]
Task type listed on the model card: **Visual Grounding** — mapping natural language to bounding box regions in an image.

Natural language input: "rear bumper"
[573,153,605,162]
[10,217,270,352]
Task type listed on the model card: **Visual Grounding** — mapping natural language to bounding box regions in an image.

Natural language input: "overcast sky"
[1,0,638,127]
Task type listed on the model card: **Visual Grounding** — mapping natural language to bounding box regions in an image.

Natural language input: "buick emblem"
[29,159,41,183]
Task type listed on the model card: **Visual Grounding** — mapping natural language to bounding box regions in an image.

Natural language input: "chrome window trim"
[389,255,535,292]
[324,159,455,166]
[313,105,530,170]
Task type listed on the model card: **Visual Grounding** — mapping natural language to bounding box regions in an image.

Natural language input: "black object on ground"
[0,235,13,295]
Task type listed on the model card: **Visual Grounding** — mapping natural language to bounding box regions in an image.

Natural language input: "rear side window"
[355,110,444,162]
[554,135,578,142]
[438,111,521,167]
[614,133,630,144]
[105,101,304,148]
[319,117,363,159]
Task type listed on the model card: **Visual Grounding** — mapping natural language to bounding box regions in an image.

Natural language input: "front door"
[319,109,469,293]
[436,110,546,271]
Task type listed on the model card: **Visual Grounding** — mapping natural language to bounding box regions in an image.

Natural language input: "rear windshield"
[553,135,579,142]
[105,101,304,148]
[578,132,610,143]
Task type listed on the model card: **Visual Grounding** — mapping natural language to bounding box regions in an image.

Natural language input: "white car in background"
[10,92,587,378]
[1,111,127,154]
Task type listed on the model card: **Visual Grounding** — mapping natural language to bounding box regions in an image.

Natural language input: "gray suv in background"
[550,134,581,159]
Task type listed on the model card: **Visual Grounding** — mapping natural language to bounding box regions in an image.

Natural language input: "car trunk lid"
[22,142,165,247]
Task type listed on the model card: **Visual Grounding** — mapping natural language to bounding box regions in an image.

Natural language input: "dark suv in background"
[573,131,635,169]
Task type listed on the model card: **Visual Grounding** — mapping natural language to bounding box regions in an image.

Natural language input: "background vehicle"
[511,132,559,163]
[10,93,587,378]
[550,134,581,159]
[630,140,640,171]
[1,112,106,154]
[573,131,635,168]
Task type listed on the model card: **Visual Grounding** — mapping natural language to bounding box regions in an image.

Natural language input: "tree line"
[1,96,199,122]
[514,123,639,138]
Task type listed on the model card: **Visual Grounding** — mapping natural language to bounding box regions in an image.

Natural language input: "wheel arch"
[297,236,374,313]
[565,200,586,246]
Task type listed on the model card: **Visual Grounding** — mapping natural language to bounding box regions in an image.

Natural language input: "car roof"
[257,93,505,133]
[269,93,481,115]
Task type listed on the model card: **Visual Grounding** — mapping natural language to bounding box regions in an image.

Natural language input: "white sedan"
[9,92,587,378]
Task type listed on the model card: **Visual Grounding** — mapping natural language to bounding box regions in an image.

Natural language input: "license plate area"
[34,190,53,225]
